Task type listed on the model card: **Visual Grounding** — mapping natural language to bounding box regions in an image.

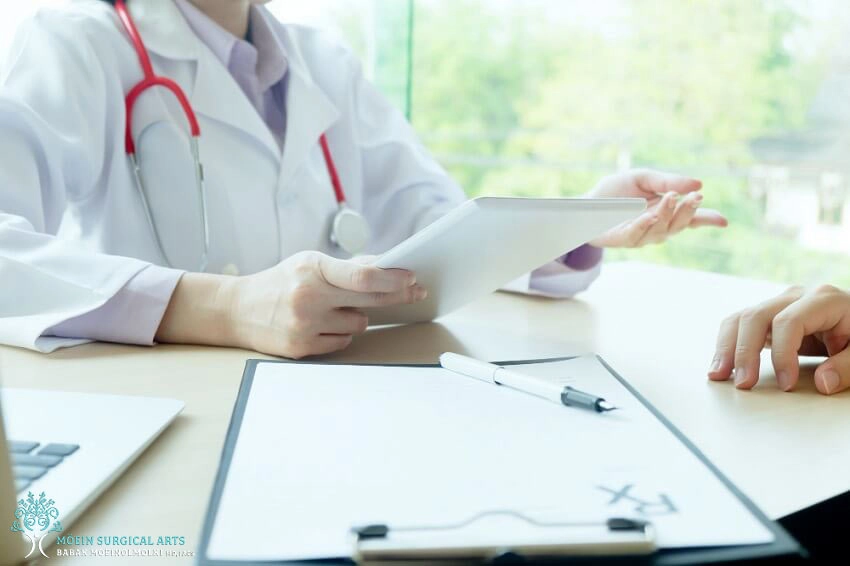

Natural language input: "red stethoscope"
[115,0,371,272]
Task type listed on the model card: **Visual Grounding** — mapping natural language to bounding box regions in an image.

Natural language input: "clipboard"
[196,356,804,565]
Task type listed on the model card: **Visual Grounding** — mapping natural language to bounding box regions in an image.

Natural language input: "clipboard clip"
[351,510,656,563]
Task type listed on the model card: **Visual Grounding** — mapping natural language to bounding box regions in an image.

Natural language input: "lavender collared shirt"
[175,0,288,140]
[47,1,601,344]
[561,244,603,271]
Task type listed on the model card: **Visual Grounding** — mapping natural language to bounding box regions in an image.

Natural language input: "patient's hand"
[587,169,727,248]
[709,285,850,395]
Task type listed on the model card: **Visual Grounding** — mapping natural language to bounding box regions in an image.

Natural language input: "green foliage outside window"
[328,0,850,286]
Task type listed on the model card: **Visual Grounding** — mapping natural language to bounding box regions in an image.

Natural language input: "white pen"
[439,352,617,413]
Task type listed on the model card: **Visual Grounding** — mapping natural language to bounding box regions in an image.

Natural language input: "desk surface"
[2,261,847,565]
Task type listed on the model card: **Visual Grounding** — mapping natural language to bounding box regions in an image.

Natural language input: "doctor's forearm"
[153,252,425,358]
[155,273,239,347]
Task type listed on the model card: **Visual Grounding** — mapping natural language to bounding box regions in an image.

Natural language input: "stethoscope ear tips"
[331,206,371,256]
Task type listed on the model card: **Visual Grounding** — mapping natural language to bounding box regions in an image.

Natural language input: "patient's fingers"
[710,314,740,381]
[770,288,850,391]
[815,348,850,395]
[708,286,804,385]
[731,292,800,389]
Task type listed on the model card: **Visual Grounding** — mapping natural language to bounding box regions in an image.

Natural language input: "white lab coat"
[0,0,599,352]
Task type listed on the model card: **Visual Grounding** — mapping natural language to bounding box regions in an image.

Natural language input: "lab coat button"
[222,263,240,276]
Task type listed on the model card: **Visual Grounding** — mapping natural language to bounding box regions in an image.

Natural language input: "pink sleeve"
[46,265,184,345]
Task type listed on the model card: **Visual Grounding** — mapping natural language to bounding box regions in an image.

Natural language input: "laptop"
[0,388,183,564]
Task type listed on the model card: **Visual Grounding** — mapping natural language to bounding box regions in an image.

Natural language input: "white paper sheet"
[207,356,774,561]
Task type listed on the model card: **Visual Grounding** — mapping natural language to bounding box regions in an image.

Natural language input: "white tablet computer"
[367,197,645,325]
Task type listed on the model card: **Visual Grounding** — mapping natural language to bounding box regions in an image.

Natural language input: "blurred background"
[2,0,850,286]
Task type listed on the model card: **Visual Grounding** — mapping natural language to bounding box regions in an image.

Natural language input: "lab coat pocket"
[135,120,206,271]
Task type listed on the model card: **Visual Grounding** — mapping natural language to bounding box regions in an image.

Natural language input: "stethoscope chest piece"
[331,206,371,256]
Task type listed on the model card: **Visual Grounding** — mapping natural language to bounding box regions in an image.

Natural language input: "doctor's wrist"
[155,272,241,348]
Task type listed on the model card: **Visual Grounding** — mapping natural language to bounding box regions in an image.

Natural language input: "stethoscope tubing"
[114,0,368,271]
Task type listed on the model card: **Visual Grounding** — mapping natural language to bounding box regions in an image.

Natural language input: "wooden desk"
[2,261,847,565]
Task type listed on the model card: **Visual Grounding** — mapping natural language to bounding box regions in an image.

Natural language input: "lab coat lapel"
[271,22,341,189]
[191,53,281,160]
[128,0,280,161]
[278,69,340,189]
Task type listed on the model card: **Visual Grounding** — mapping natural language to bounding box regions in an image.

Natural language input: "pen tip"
[597,401,617,412]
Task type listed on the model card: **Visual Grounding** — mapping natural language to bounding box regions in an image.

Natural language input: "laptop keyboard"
[9,440,80,493]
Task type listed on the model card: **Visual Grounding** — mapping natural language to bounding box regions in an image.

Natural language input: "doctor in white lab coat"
[0,0,726,358]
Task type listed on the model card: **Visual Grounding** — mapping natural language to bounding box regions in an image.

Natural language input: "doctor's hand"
[156,251,426,359]
[586,169,728,248]
[708,285,850,395]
